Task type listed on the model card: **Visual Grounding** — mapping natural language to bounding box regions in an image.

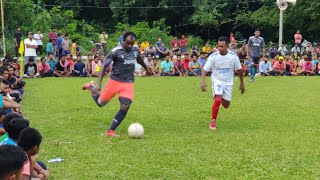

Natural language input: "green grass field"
[22,76,320,179]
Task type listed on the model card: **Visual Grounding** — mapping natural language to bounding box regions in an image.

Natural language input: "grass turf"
[22,76,320,179]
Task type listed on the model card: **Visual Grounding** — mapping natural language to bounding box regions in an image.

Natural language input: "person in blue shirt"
[259,55,273,76]
[57,33,63,60]
[46,40,53,57]
[46,53,57,72]
[160,55,175,76]
[72,55,87,77]
[197,52,207,68]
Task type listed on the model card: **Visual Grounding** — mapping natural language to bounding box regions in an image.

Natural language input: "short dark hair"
[177,54,181,57]
[5,118,29,140]
[218,36,230,45]
[192,55,198,58]
[255,29,260,32]
[18,128,42,152]
[240,59,244,64]
[48,53,54,56]
[264,55,270,58]
[29,58,35,62]
[2,80,10,86]
[123,32,136,41]
[200,52,205,55]
[2,113,22,132]
[0,145,27,178]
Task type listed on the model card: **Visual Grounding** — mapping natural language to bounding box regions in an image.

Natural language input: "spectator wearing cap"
[37,57,53,78]
[259,55,272,76]
[23,58,39,78]
[270,56,286,76]
[23,32,38,66]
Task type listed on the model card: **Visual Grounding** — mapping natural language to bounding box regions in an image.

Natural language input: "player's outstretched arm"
[200,69,207,91]
[95,57,112,92]
[237,69,245,94]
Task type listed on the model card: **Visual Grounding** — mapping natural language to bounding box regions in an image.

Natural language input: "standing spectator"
[14,27,23,58]
[158,43,169,59]
[37,57,52,78]
[62,34,71,56]
[188,55,202,76]
[23,32,38,65]
[230,32,235,43]
[259,55,272,76]
[53,55,71,77]
[197,52,207,68]
[202,42,212,54]
[119,31,126,45]
[190,45,200,56]
[45,40,53,57]
[278,44,288,56]
[99,31,108,56]
[73,55,87,77]
[145,43,156,57]
[33,31,43,56]
[269,46,278,59]
[180,35,187,54]
[294,30,303,52]
[171,37,180,54]
[47,53,57,72]
[49,28,58,57]
[182,53,191,76]
[160,55,175,76]
[56,33,63,60]
[247,29,265,83]
[23,58,39,78]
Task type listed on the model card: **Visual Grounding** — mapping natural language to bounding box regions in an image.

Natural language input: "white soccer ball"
[128,123,144,139]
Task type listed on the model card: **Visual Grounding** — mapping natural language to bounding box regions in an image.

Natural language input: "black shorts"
[251,56,260,65]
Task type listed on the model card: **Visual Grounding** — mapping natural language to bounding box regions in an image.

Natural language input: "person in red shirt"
[180,35,187,54]
[270,57,286,76]
[66,53,74,70]
[230,32,235,43]
[37,57,53,77]
[171,37,180,55]
[181,53,191,76]
[173,55,185,76]
[297,56,315,76]
[49,28,58,57]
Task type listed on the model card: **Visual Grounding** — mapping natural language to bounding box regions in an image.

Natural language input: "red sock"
[212,97,222,120]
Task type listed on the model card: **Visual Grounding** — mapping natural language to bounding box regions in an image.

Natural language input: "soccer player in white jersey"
[201,36,245,130]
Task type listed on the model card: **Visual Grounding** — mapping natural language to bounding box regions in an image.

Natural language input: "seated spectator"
[153,60,160,75]
[72,55,87,77]
[284,54,293,65]
[259,55,272,76]
[182,53,191,76]
[85,54,93,75]
[190,45,200,56]
[23,58,39,78]
[270,57,287,76]
[291,59,301,76]
[188,55,202,76]
[197,52,207,68]
[269,46,278,59]
[291,44,300,58]
[158,43,169,59]
[144,54,157,76]
[0,118,29,145]
[271,53,280,66]
[53,55,71,77]
[1,80,22,104]
[297,55,315,76]
[47,53,57,72]
[174,54,185,76]
[145,43,156,57]
[17,128,47,180]
[171,37,180,54]
[38,57,53,78]
[0,145,27,180]
[91,56,102,77]
[134,62,145,77]
[0,109,6,135]
[140,40,149,52]
[278,44,288,56]
[0,113,23,141]
[66,53,74,70]
[299,53,308,67]
[202,42,212,54]
[160,55,175,76]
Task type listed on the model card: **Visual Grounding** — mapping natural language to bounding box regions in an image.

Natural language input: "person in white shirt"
[278,44,288,56]
[201,36,245,131]
[33,31,43,55]
[259,55,272,76]
[24,32,38,65]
